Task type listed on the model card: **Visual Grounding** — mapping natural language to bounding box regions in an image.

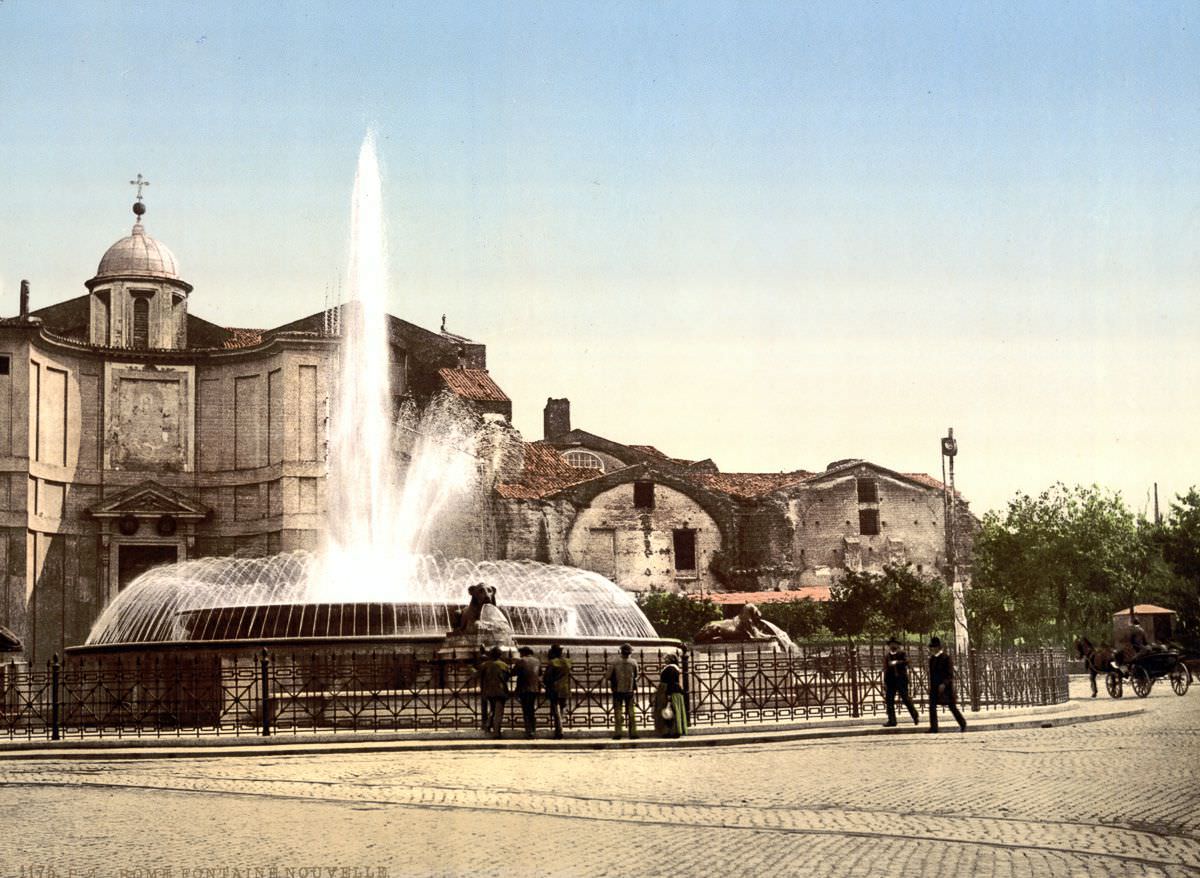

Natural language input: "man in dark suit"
[928,636,967,733]
[882,637,920,726]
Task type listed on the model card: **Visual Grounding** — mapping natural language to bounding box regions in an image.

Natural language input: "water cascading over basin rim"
[83,551,660,645]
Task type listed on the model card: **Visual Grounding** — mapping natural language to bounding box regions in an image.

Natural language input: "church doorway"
[117,544,178,591]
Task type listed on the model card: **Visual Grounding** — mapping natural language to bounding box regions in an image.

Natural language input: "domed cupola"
[95,222,181,281]
[85,177,193,350]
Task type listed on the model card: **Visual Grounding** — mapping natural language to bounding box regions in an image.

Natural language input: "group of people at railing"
[471,642,688,740]
[468,634,980,740]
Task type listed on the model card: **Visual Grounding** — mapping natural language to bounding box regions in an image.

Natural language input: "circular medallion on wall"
[118,514,140,536]
[156,514,177,537]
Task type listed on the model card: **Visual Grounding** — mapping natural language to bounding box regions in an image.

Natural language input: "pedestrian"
[927,636,967,733]
[882,637,920,727]
[542,643,571,739]
[654,654,688,738]
[514,645,542,738]
[607,642,639,739]
[479,645,510,738]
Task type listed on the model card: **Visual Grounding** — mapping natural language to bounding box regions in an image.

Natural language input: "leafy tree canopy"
[968,483,1167,647]
[635,591,721,642]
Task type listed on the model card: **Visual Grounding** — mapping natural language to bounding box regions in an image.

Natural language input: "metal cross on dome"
[130,173,150,202]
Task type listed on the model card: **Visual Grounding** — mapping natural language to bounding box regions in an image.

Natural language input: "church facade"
[0,199,499,660]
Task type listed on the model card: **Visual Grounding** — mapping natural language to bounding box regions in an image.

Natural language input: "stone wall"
[565,483,723,594]
[789,467,960,587]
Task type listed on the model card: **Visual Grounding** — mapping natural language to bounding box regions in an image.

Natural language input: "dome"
[95,222,180,281]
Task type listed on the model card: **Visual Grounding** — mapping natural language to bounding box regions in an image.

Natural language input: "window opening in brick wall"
[857,478,878,503]
[673,528,697,572]
[634,480,655,509]
[859,509,880,535]
[0,355,9,375]
[562,450,605,472]
[132,297,150,349]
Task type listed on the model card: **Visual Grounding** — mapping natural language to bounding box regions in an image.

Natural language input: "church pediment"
[88,480,209,519]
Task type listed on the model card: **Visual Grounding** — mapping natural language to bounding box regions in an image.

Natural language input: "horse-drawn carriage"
[1105,645,1191,698]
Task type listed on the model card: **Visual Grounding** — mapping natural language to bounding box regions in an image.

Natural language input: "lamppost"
[941,428,969,655]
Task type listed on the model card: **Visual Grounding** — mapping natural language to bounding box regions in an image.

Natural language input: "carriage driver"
[1114,616,1150,670]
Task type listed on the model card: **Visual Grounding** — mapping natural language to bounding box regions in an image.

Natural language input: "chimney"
[544,398,571,441]
[19,280,30,321]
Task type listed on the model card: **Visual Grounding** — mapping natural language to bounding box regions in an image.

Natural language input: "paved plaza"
[0,680,1197,878]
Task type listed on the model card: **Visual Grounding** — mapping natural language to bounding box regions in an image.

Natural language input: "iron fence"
[0,642,1068,741]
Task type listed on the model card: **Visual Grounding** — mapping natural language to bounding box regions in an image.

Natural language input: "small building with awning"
[1113,604,1177,644]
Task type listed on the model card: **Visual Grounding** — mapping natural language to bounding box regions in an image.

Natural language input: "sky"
[1,2,1197,516]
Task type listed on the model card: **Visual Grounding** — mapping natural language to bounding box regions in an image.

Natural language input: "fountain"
[70,134,670,692]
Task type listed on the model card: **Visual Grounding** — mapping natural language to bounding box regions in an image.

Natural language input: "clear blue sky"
[1,2,1197,515]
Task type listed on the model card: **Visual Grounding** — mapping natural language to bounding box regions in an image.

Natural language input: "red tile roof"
[903,472,947,491]
[495,443,601,499]
[628,444,669,459]
[688,471,812,499]
[691,588,831,604]
[223,327,265,349]
[438,367,510,403]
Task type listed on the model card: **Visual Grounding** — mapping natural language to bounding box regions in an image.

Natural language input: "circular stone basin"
[83,550,660,646]
[174,601,574,641]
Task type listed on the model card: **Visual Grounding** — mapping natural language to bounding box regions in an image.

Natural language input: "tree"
[635,592,721,642]
[825,566,950,642]
[881,565,952,636]
[968,484,1146,647]
[756,598,826,640]
[825,570,889,640]
[1149,488,1200,652]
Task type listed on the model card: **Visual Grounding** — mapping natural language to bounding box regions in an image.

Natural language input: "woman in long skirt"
[655,654,688,738]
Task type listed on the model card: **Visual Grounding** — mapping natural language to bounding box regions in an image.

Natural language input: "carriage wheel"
[1169,661,1191,696]
[1131,666,1152,698]
[1106,671,1122,698]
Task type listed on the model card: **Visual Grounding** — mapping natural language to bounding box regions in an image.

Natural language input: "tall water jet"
[325,132,396,574]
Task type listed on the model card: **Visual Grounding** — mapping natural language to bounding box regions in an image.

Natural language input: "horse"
[1073,636,1115,697]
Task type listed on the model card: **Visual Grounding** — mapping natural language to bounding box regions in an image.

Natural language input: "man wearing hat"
[882,637,919,727]
[513,646,542,739]
[607,643,640,739]
[927,636,967,733]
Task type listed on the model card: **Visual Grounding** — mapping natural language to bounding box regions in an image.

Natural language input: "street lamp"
[941,428,969,655]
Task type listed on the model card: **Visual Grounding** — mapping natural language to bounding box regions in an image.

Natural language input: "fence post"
[848,641,860,718]
[259,648,271,737]
[969,648,981,712]
[50,653,61,741]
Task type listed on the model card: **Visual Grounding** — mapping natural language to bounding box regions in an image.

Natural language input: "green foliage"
[756,598,826,640]
[884,565,953,635]
[635,591,721,642]
[968,483,1165,648]
[826,565,950,641]
[826,569,888,639]
[1149,489,1200,652]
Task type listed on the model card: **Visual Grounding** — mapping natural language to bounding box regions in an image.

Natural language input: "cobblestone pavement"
[1,681,1196,878]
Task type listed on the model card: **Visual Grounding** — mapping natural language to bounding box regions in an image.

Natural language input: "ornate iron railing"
[0,642,1068,740]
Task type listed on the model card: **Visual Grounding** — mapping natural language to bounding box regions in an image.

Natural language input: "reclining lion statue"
[695,603,796,651]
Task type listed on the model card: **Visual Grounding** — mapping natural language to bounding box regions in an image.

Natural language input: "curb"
[0,702,1144,761]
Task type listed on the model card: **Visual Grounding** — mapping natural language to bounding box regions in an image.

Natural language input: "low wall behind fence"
[0,642,1069,741]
